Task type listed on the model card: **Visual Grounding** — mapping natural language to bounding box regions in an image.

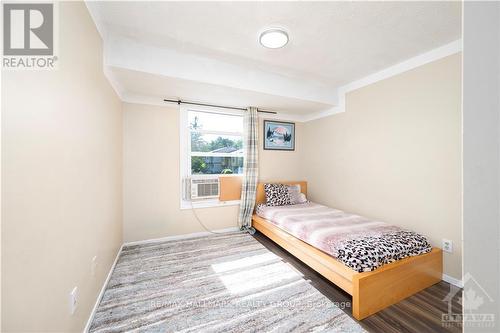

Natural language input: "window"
[188,110,244,175]
[180,106,244,208]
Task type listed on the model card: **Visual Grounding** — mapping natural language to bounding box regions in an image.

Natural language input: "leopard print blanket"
[336,230,432,272]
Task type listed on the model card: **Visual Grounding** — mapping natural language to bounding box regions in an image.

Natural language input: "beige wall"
[301,54,462,279]
[1,3,122,332]
[122,103,303,242]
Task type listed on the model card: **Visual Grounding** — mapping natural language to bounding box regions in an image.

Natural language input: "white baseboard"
[83,244,123,333]
[442,274,463,288]
[122,227,240,247]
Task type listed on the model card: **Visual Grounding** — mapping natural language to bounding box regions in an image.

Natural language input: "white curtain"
[238,107,259,232]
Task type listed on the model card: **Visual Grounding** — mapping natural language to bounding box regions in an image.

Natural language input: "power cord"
[189,199,228,234]
[185,180,252,235]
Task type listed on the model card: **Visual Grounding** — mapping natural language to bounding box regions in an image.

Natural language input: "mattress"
[256,202,432,272]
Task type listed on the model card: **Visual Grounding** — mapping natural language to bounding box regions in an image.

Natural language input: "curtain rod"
[163,99,277,114]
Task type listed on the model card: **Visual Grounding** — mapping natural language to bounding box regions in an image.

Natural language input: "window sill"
[180,199,241,210]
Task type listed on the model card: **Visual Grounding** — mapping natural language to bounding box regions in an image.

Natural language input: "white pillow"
[288,184,308,204]
[296,192,308,204]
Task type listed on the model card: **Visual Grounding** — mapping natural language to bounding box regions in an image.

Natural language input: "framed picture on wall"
[263,120,295,151]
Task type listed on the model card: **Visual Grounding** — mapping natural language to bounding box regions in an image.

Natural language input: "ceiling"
[86,1,461,120]
[111,66,332,114]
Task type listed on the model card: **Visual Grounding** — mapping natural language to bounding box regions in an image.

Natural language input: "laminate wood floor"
[253,231,462,333]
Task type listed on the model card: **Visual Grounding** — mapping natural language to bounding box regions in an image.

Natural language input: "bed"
[252,181,442,320]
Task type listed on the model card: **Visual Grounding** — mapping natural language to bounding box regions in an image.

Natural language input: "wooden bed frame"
[252,181,443,320]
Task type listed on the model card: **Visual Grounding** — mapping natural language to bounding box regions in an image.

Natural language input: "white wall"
[463,2,500,330]
[301,54,462,280]
[1,3,122,332]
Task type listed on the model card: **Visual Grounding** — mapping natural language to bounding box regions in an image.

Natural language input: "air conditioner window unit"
[188,176,220,200]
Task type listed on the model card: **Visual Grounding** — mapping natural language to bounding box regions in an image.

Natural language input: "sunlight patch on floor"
[215,261,302,294]
[211,252,278,273]
[239,279,305,302]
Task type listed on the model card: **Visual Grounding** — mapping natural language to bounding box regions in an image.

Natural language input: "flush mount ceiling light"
[259,28,289,49]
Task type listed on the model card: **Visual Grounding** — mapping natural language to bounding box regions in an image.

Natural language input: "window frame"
[179,105,244,209]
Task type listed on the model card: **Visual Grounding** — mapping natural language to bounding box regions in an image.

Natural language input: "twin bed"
[252,181,442,320]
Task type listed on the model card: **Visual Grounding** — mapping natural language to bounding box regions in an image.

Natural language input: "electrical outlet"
[69,287,78,315]
[91,256,98,277]
[442,239,453,253]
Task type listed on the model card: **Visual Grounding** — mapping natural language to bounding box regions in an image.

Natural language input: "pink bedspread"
[256,202,431,272]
